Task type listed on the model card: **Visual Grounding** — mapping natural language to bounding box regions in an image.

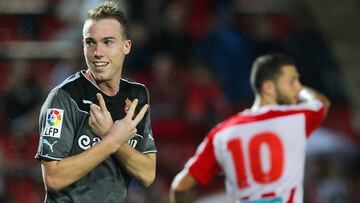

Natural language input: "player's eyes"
[85,40,96,46]
[104,40,113,45]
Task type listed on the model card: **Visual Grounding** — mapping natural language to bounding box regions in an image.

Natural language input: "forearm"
[170,170,197,203]
[114,144,156,187]
[42,138,117,191]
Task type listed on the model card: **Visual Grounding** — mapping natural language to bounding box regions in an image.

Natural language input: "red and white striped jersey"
[186,100,325,203]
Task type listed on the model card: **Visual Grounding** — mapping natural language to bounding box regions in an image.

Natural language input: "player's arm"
[88,93,155,187]
[170,169,197,203]
[43,96,148,191]
[112,97,156,188]
[299,86,331,112]
[170,130,221,203]
[42,133,122,191]
[113,145,156,187]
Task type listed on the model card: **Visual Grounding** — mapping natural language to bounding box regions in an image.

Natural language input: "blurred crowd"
[0,0,359,202]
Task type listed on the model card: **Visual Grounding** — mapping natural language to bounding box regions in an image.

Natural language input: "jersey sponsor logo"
[124,98,132,113]
[42,139,58,153]
[128,134,142,148]
[43,108,64,138]
[128,139,138,148]
[78,135,101,150]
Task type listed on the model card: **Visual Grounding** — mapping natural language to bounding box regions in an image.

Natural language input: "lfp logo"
[43,108,64,138]
[47,110,62,126]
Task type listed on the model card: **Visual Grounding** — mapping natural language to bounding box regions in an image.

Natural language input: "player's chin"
[282,98,297,105]
[92,73,109,82]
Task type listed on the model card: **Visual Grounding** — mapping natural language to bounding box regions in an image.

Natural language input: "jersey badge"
[124,98,132,113]
[43,108,64,138]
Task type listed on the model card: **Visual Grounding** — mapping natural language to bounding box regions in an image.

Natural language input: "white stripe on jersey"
[241,100,323,116]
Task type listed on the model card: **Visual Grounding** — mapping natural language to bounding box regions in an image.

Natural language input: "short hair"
[86,1,129,39]
[250,53,295,94]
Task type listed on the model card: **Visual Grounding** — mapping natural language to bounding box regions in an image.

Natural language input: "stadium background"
[0,0,359,202]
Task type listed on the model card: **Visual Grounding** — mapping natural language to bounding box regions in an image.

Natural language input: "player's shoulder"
[240,100,323,117]
[44,70,93,106]
[207,100,324,137]
[53,70,98,96]
[121,77,148,90]
[120,77,149,98]
[47,71,82,95]
[206,112,247,139]
[56,71,87,93]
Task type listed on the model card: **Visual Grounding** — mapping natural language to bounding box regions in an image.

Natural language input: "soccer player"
[35,2,156,202]
[170,53,330,203]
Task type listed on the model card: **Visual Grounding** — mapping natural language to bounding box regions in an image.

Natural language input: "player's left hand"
[88,93,113,138]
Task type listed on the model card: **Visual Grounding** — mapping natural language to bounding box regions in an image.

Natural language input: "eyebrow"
[84,37,116,41]
[103,37,115,40]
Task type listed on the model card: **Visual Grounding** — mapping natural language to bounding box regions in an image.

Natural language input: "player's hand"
[107,99,148,146]
[88,93,113,138]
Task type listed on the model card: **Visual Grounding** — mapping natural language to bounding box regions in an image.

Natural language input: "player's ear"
[123,40,131,55]
[262,80,275,97]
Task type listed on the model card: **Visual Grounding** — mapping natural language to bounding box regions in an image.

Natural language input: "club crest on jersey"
[124,98,132,113]
[43,108,64,138]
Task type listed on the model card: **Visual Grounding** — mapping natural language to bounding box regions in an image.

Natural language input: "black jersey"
[35,70,156,203]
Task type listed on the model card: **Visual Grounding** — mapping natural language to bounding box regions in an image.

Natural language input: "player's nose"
[93,46,104,58]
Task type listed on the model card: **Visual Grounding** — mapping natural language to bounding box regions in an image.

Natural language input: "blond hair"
[86,1,129,38]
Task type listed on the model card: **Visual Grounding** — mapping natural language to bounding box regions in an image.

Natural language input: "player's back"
[211,101,325,203]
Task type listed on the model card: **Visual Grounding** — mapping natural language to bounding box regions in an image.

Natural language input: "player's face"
[274,65,302,105]
[83,18,131,83]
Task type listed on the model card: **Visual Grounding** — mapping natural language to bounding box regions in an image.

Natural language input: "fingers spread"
[90,103,100,112]
[133,104,149,125]
[96,93,108,112]
[125,99,139,120]
[90,103,102,123]
[89,109,98,126]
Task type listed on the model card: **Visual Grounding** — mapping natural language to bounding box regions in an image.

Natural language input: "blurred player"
[170,53,330,203]
[35,2,156,202]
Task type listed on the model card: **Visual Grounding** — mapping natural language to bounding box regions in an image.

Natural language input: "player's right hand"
[105,99,148,148]
[88,93,113,138]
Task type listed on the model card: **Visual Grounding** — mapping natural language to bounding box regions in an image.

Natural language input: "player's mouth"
[93,62,109,69]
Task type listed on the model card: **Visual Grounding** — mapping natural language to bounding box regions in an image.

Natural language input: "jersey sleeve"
[35,88,78,161]
[301,100,326,137]
[133,86,156,154]
[134,110,156,154]
[185,133,221,185]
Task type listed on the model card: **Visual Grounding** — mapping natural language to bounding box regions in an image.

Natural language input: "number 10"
[227,132,284,189]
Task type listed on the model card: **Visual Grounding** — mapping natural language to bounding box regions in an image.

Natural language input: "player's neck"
[85,70,120,96]
[251,94,277,110]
